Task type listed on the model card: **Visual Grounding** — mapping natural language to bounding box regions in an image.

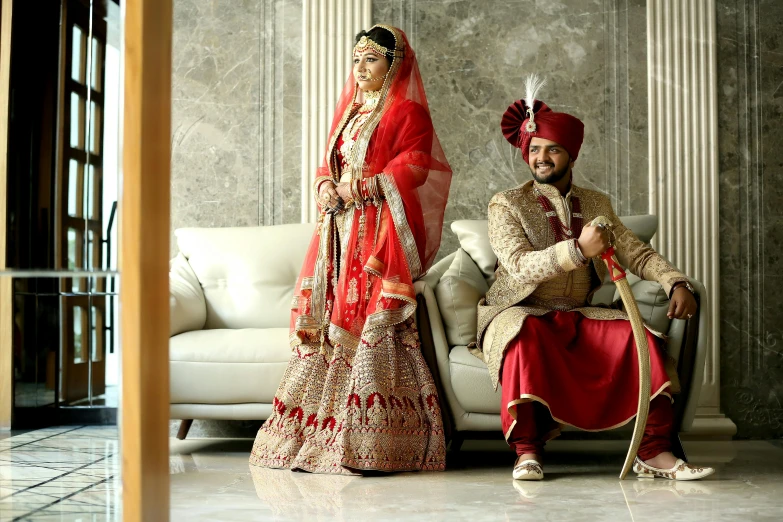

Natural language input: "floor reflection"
[2,428,783,521]
[250,466,357,519]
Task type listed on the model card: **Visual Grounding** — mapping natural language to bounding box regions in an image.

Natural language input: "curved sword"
[591,215,651,480]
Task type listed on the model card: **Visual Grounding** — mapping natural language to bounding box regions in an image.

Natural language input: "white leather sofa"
[168,217,708,452]
[168,223,315,438]
[414,217,709,453]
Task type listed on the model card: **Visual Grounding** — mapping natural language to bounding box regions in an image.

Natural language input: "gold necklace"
[361,89,381,109]
[339,91,381,161]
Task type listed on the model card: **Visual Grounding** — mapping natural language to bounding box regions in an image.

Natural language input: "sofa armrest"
[678,279,709,432]
[613,275,669,329]
[418,252,455,289]
[170,253,207,337]
[612,274,708,433]
[414,280,468,437]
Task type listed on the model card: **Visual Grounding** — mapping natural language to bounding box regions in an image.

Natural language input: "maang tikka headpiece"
[354,35,391,57]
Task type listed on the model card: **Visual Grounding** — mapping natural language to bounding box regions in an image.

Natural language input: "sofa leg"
[449,435,464,453]
[177,419,194,440]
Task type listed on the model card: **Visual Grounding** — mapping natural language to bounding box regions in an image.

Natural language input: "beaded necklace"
[533,186,584,242]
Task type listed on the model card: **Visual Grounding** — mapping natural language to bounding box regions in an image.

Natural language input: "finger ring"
[321,193,330,202]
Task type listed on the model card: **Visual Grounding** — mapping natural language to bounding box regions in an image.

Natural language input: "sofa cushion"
[617,275,672,335]
[435,249,488,347]
[616,215,657,244]
[176,223,315,330]
[448,346,501,414]
[170,253,207,336]
[170,328,291,405]
[451,220,496,284]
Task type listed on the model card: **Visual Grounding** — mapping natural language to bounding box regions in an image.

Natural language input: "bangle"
[351,178,362,207]
[313,176,332,198]
[366,175,383,204]
[313,175,332,190]
[360,179,369,201]
[368,176,378,203]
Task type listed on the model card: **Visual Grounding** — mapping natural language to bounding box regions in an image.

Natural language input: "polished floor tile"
[1,426,783,521]
[0,426,119,521]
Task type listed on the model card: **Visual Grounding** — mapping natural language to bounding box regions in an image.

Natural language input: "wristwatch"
[672,281,695,295]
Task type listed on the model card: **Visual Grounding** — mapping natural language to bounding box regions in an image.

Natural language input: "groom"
[473,78,714,482]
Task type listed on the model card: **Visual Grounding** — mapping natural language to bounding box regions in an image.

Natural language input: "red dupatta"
[290,25,452,350]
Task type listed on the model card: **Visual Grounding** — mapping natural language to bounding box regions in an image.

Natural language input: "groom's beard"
[529,161,570,185]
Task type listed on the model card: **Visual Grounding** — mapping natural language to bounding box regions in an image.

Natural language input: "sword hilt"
[590,216,627,282]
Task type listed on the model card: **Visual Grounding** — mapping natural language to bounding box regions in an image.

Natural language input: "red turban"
[501,99,585,163]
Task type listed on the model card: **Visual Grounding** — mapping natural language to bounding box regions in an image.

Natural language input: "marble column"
[647,0,735,436]
[301,0,372,223]
[262,0,305,226]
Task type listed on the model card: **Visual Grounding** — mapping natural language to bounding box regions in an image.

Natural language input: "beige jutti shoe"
[633,457,714,481]
[512,457,544,481]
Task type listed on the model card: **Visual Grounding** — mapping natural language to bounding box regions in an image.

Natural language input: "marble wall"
[375,0,650,257]
[717,0,783,438]
[170,0,302,256]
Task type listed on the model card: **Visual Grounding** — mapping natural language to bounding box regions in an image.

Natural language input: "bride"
[249,25,452,474]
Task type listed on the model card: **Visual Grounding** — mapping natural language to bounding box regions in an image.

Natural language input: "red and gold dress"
[249,25,451,474]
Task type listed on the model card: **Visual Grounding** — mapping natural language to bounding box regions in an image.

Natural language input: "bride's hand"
[318,181,343,212]
[335,182,353,203]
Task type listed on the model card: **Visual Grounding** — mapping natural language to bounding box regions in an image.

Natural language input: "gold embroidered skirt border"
[249,318,446,475]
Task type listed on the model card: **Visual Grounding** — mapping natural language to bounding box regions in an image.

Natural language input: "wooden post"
[121,0,172,520]
[0,0,14,431]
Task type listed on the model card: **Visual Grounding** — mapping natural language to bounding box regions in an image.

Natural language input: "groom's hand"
[577,225,611,258]
[668,286,698,320]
